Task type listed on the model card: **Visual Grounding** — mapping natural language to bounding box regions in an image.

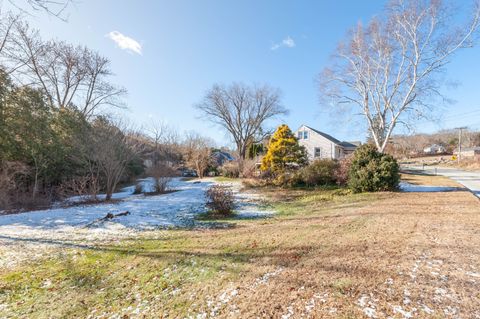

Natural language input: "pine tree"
[261,124,307,174]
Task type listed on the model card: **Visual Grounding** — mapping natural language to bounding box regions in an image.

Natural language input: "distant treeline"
[385,129,480,158]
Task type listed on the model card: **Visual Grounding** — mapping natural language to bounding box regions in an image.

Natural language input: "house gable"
[295,125,357,160]
[296,125,341,160]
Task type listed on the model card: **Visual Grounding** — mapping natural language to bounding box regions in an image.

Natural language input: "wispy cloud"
[271,36,296,51]
[106,31,142,55]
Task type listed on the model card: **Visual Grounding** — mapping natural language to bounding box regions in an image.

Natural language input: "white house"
[423,144,446,154]
[295,125,358,160]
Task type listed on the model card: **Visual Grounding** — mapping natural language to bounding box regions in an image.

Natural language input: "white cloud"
[106,31,142,55]
[271,36,296,50]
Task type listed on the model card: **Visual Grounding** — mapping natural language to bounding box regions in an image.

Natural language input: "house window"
[303,131,308,139]
[297,131,303,139]
[314,147,321,158]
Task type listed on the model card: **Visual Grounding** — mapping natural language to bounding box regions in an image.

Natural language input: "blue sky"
[10,0,480,146]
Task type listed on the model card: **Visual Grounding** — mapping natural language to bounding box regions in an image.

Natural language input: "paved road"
[403,165,480,198]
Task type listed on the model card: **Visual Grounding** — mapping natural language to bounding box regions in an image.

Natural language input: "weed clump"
[205,185,235,216]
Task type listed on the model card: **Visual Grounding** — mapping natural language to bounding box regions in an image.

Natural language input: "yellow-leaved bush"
[260,124,308,174]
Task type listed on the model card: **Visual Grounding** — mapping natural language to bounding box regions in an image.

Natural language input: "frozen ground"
[0,177,274,269]
[399,182,459,193]
[0,178,272,231]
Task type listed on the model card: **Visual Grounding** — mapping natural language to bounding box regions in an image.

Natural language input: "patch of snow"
[281,305,294,319]
[0,178,274,233]
[203,286,239,318]
[41,279,52,288]
[421,304,434,315]
[313,292,328,303]
[443,306,458,316]
[305,298,315,313]
[357,294,377,318]
[393,305,416,318]
[0,178,276,269]
[466,271,480,278]
[251,267,284,288]
[399,182,457,193]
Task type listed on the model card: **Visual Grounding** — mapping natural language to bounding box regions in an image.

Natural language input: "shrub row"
[269,144,400,192]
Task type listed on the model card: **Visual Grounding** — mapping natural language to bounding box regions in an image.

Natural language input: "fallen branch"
[84,211,130,228]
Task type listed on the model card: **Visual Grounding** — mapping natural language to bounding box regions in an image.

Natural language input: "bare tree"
[147,119,181,167]
[182,132,214,179]
[0,13,17,58]
[320,0,480,152]
[89,118,144,201]
[8,21,125,117]
[196,83,287,161]
[7,0,73,20]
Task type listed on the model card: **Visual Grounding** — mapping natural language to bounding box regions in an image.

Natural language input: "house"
[423,144,446,154]
[453,147,480,158]
[295,125,359,160]
[211,150,235,166]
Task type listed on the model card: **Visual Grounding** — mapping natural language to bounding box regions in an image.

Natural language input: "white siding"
[295,125,343,160]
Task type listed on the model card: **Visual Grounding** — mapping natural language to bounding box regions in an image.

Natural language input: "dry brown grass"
[1,188,479,318]
[184,190,480,318]
[448,158,480,171]
[403,155,480,172]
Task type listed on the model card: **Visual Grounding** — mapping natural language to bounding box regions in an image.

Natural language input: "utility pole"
[455,126,467,163]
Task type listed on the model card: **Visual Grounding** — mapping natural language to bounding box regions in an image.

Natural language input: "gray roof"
[339,141,358,148]
[304,125,341,144]
[303,125,358,149]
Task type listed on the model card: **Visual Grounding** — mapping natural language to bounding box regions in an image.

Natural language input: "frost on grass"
[0,178,275,270]
[281,305,294,319]
[356,294,378,318]
[250,266,284,288]
[198,287,240,318]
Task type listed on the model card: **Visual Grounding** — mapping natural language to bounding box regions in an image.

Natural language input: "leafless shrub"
[220,161,240,178]
[89,118,144,200]
[0,162,29,210]
[182,132,214,179]
[206,185,235,216]
[333,156,353,186]
[147,164,176,194]
[132,183,143,195]
[241,158,260,178]
[58,175,100,200]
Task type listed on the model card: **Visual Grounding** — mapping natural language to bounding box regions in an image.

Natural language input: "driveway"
[402,165,480,198]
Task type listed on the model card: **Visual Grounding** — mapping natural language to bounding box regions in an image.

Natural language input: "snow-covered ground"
[399,182,459,193]
[0,178,272,232]
[0,178,274,269]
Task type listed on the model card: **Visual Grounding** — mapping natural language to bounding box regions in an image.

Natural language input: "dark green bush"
[270,159,339,187]
[348,144,400,193]
[300,159,338,186]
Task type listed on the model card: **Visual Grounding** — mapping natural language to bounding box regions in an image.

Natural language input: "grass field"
[1,176,479,318]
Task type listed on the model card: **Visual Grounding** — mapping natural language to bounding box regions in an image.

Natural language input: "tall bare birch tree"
[320,0,480,152]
